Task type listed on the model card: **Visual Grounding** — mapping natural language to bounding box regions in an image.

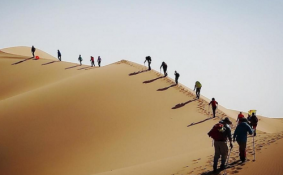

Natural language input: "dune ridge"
[0,47,282,175]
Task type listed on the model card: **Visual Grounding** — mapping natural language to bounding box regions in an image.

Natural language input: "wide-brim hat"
[223,117,232,124]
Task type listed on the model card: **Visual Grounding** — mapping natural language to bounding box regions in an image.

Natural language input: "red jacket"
[210,100,218,107]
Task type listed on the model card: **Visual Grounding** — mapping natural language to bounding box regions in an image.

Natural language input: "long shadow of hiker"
[187,117,213,127]
[172,99,198,109]
[42,61,60,65]
[157,84,177,91]
[78,66,92,70]
[129,69,150,76]
[199,160,243,175]
[12,57,33,65]
[143,76,164,84]
[65,65,80,69]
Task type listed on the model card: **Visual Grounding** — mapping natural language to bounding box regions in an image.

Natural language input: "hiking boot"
[220,164,226,170]
[213,164,217,173]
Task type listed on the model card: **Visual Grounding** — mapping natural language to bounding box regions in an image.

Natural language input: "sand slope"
[0,48,282,175]
[1,46,57,60]
[0,50,94,100]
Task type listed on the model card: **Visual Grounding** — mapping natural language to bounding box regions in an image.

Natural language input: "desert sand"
[0,46,282,175]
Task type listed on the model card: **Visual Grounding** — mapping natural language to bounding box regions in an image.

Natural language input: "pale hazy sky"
[1,0,283,118]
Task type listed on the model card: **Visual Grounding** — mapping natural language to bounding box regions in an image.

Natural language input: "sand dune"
[0,47,282,175]
[1,46,56,60]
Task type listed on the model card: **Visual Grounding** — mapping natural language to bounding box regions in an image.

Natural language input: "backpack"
[146,56,151,62]
[208,123,227,141]
[195,81,202,88]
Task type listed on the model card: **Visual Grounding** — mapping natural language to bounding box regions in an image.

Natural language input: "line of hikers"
[208,112,258,173]
[144,57,231,124]
[143,56,260,173]
[78,55,102,67]
[31,46,102,67]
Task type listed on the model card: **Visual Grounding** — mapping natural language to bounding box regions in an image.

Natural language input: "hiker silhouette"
[97,56,101,67]
[209,98,218,118]
[78,55,83,66]
[90,56,95,67]
[160,61,168,77]
[31,45,36,58]
[57,50,61,61]
[194,81,202,99]
[144,56,152,70]
[174,71,180,84]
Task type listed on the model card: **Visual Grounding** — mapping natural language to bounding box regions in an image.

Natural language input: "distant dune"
[0,47,282,175]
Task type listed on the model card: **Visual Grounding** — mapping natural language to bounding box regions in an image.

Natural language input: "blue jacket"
[233,122,253,142]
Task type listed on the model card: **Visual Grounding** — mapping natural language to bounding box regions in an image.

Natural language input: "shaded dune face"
[0,47,282,175]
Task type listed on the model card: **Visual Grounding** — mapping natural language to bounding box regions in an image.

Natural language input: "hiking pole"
[223,147,233,175]
[253,134,256,161]
[207,105,211,118]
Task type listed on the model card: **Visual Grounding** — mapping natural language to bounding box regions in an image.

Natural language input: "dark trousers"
[79,61,82,66]
[213,141,228,170]
[58,56,61,61]
[163,67,167,76]
[32,52,35,58]
[196,88,201,98]
[148,62,151,70]
[212,106,217,118]
[98,61,101,67]
[237,141,247,161]
[91,61,95,67]
[175,77,179,84]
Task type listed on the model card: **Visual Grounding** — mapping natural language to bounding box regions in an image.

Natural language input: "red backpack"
[208,123,227,141]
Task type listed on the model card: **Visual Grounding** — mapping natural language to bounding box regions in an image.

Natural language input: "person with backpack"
[236,112,245,124]
[174,71,180,84]
[57,50,61,61]
[233,118,253,162]
[90,56,95,67]
[144,56,151,70]
[31,45,36,58]
[160,61,168,77]
[194,81,202,99]
[248,113,258,136]
[208,117,233,172]
[209,98,218,118]
[97,56,101,67]
[78,55,83,66]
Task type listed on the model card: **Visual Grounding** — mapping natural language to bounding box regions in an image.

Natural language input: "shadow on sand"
[143,76,164,84]
[65,65,80,69]
[172,99,197,109]
[187,117,213,127]
[42,61,60,65]
[129,69,150,76]
[12,57,33,65]
[157,84,177,91]
[78,66,93,70]
[200,160,243,175]
[84,67,96,70]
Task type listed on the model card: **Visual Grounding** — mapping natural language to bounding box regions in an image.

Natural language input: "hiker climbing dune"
[209,98,218,118]
[208,117,233,173]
